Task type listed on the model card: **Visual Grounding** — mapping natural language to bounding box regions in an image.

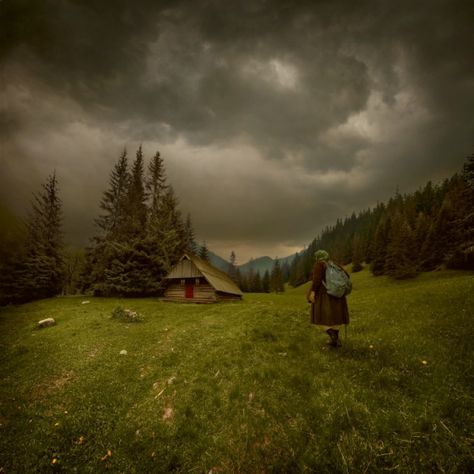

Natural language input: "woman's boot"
[326,328,342,347]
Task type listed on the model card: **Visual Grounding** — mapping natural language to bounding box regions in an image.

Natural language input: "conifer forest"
[1,153,473,305]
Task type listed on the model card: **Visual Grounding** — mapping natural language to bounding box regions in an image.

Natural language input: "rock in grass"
[38,318,56,329]
[120,350,128,355]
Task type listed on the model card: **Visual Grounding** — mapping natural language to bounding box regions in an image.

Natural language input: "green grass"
[1,269,473,473]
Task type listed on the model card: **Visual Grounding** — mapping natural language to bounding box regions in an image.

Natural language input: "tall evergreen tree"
[199,241,210,262]
[18,173,64,300]
[351,234,364,273]
[183,214,197,253]
[448,156,474,269]
[228,251,238,282]
[262,270,270,293]
[146,151,167,216]
[126,145,147,237]
[385,212,418,279]
[370,216,391,276]
[270,259,285,293]
[95,149,129,239]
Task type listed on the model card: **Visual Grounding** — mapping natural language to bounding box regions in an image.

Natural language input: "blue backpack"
[323,261,352,298]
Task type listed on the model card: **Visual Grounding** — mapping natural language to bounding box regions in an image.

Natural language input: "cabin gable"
[163,253,243,303]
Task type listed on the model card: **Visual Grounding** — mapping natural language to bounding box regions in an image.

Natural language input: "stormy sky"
[1,0,473,263]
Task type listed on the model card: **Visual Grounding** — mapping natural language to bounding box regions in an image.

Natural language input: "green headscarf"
[314,249,330,262]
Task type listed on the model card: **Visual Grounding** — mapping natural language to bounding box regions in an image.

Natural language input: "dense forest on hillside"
[1,154,472,303]
[285,155,474,286]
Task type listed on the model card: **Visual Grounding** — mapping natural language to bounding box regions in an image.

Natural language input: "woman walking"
[307,250,350,347]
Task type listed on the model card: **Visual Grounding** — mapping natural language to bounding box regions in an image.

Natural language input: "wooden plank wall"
[164,281,218,303]
[216,292,242,301]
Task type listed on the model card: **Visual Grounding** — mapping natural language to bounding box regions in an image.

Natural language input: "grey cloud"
[1,0,473,260]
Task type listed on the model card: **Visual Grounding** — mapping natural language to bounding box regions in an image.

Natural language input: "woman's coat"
[308,261,350,326]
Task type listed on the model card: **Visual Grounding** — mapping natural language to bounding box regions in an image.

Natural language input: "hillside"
[208,251,297,276]
[0,270,473,472]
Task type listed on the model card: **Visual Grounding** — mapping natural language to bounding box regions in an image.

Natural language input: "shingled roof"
[165,253,243,296]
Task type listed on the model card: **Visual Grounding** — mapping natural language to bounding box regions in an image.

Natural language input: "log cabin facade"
[163,253,243,303]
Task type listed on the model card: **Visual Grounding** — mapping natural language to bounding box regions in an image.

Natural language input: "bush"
[111,306,144,323]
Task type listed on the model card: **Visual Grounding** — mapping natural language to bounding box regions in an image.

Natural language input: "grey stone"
[38,318,56,328]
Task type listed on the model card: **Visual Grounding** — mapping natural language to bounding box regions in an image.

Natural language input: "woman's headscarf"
[314,249,329,262]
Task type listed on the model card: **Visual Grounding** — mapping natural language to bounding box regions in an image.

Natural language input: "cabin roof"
[165,253,243,296]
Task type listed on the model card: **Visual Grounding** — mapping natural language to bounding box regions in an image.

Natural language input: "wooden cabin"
[163,253,243,303]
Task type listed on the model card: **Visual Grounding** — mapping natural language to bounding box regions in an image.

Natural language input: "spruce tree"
[126,145,147,237]
[448,156,474,269]
[18,173,64,300]
[95,149,129,239]
[385,212,418,279]
[270,259,285,293]
[228,251,238,282]
[199,241,210,262]
[262,270,270,293]
[252,271,263,292]
[146,151,167,216]
[184,214,197,253]
[371,216,391,276]
[351,234,364,273]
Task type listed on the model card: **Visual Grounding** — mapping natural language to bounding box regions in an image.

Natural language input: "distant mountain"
[206,249,299,275]
[239,253,298,275]
[207,250,231,272]
[238,256,273,275]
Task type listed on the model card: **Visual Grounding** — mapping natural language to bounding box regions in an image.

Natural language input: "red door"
[185,283,194,299]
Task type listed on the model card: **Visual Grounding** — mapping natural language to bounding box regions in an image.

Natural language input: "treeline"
[231,258,286,293]
[0,147,196,304]
[0,174,64,303]
[82,147,196,296]
[287,155,474,285]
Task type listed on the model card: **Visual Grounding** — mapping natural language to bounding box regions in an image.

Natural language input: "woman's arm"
[312,261,326,292]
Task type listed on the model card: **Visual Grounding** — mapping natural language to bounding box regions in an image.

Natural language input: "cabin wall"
[216,291,242,301]
[164,279,218,303]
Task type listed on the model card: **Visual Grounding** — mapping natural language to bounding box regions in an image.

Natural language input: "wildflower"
[422,360,428,365]
[51,458,58,465]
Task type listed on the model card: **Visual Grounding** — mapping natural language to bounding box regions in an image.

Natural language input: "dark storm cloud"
[1,0,473,259]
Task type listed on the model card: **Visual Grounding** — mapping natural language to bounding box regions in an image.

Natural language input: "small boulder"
[38,318,56,329]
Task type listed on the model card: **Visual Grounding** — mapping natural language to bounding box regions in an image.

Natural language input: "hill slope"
[0,270,473,472]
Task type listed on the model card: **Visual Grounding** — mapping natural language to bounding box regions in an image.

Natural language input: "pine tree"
[183,214,197,253]
[252,271,263,292]
[87,147,190,296]
[262,270,270,293]
[199,241,209,262]
[18,173,64,300]
[351,234,364,273]
[370,216,391,276]
[146,151,167,216]
[384,212,418,279]
[228,251,238,282]
[126,145,147,238]
[95,149,129,239]
[413,212,432,269]
[270,259,285,293]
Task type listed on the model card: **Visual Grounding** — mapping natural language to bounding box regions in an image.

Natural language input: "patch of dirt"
[31,369,75,400]
[162,406,174,422]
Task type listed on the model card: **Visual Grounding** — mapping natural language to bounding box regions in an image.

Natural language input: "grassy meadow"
[0,269,473,473]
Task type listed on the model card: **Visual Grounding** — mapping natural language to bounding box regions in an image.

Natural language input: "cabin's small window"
[180,279,185,286]
[195,278,200,286]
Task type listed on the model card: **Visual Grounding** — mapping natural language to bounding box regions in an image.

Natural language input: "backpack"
[323,261,352,298]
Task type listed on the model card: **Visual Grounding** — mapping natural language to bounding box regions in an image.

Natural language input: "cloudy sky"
[1,0,473,263]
